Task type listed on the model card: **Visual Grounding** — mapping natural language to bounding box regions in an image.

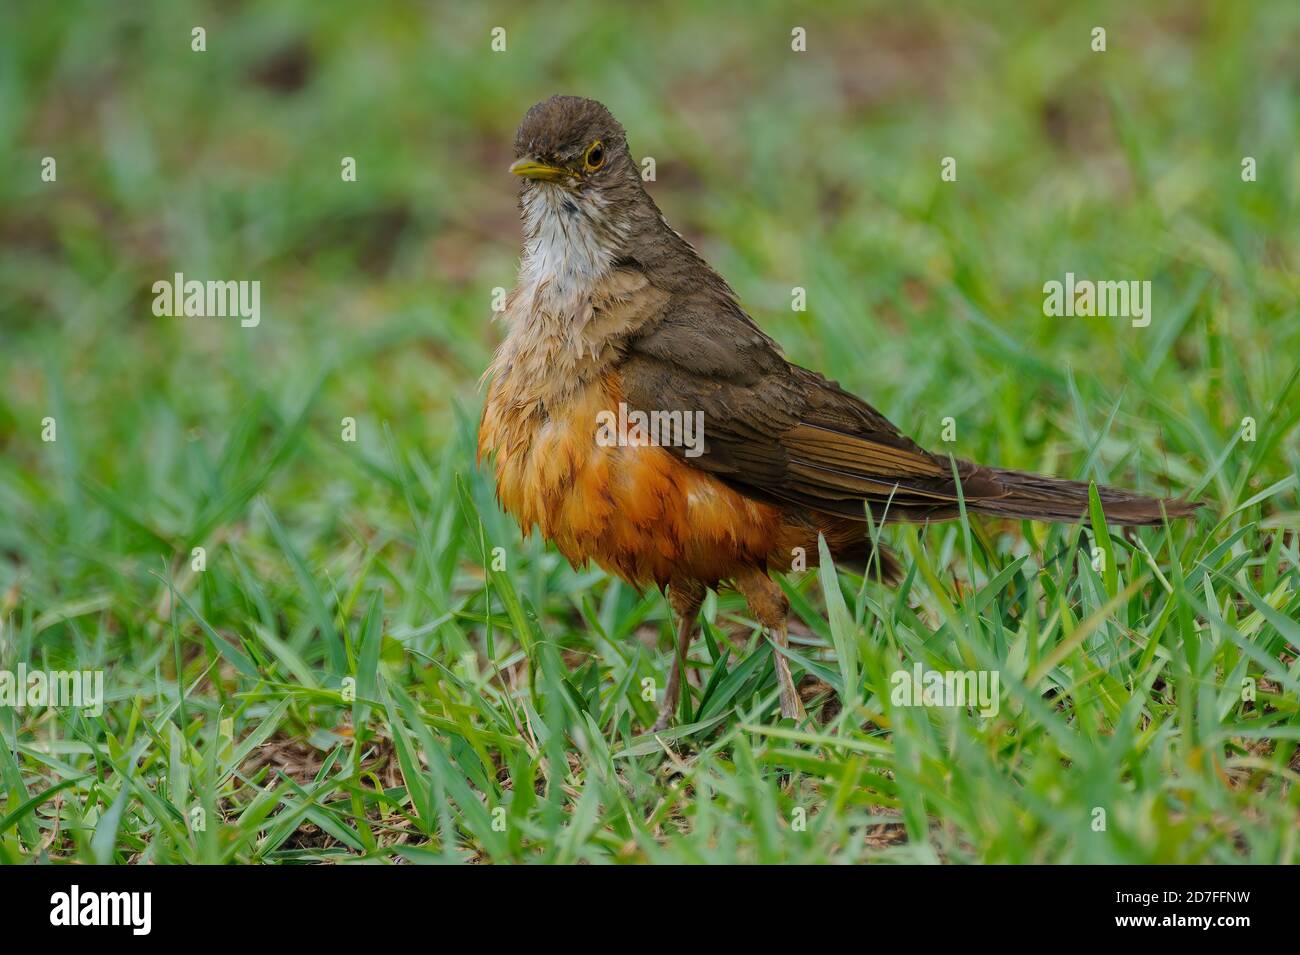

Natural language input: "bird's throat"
[517,184,621,316]
[489,185,633,407]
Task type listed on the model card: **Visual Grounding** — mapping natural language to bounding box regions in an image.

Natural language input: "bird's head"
[508,96,666,280]
[510,95,632,190]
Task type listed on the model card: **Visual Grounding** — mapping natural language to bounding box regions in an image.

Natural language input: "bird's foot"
[774,653,807,722]
[779,691,807,722]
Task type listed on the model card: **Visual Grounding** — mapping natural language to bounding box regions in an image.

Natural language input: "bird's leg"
[734,567,805,721]
[652,580,705,732]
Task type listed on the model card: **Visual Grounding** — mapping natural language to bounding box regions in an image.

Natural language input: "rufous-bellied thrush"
[478,95,1200,730]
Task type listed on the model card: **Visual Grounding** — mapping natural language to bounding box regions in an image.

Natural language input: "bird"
[477,95,1201,731]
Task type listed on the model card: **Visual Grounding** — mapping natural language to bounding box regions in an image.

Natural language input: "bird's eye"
[583,140,605,171]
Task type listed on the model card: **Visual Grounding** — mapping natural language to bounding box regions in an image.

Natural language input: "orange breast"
[479,371,787,588]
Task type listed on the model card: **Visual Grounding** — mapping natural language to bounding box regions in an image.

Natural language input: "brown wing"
[618,298,1000,523]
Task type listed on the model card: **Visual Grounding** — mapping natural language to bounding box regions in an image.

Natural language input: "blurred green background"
[0,0,1297,864]
[3,1,1297,512]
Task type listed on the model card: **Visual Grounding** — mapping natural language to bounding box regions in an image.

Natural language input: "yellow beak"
[509,159,574,182]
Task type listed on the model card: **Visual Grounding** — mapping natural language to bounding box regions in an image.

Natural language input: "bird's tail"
[962,464,1201,526]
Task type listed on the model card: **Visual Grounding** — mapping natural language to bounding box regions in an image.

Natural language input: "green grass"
[1,0,1298,863]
